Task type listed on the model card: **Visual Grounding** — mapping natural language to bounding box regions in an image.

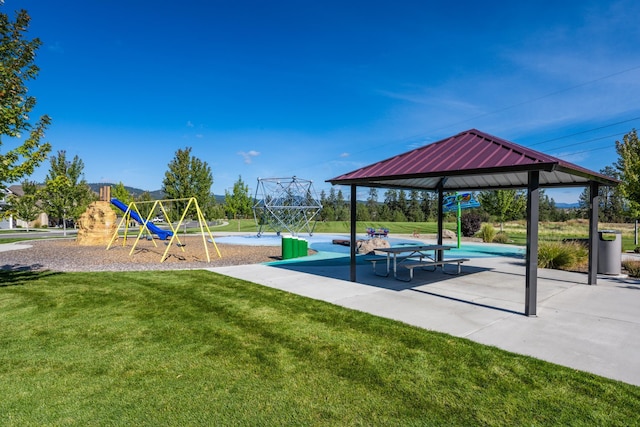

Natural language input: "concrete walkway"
[208,255,640,387]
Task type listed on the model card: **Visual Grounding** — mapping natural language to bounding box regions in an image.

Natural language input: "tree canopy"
[40,151,94,235]
[615,129,640,218]
[0,9,51,188]
[224,175,252,219]
[478,190,526,231]
[7,180,40,230]
[162,147,214,218]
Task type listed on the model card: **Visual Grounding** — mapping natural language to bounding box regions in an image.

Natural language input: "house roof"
[7,185,24,197]
[327,129,619,191]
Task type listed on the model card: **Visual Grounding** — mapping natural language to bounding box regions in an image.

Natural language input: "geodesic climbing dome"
[253,177,322,236]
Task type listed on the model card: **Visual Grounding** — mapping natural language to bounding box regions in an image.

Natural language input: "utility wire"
[529,116,640,147]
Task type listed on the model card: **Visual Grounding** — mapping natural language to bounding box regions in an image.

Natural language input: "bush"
[493,232,509,244]
[478,224,496,243]
[538,241,588,270]
[623,260,640,277]
[460,212,482,237]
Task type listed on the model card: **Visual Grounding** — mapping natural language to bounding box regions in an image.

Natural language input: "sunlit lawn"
[1,269,638,425]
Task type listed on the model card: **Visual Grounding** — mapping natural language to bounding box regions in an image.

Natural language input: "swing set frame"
[106,197,221,263]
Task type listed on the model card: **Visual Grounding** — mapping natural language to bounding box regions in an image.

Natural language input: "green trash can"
[282,235,294,260]
[298,238,308,257]
[291,236,300,258]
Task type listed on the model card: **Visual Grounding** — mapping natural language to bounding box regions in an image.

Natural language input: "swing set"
[106,197,221,263]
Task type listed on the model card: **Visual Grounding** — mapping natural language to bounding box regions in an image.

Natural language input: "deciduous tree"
[615,129,640,218]
[7,180,40,231]
[40,151,94,235]
[0,9,51,188]
[224,175,252,220]
[478,189,526,231]
[110,181,133,214]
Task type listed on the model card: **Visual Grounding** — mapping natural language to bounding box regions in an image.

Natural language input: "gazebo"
[327,129,619,316]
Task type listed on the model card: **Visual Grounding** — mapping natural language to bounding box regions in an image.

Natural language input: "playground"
[0,237,282,272]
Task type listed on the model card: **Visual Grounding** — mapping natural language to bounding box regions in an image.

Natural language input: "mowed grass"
[1,270,639,425]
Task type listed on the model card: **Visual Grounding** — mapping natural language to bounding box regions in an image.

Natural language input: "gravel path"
[0,237,287,272]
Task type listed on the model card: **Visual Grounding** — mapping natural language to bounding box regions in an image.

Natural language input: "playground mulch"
[0,236,291,272]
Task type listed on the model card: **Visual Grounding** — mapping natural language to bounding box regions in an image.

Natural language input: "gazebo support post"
[588,182,600,285]
[437,182,445,261]
[350,184,357,282]
[525,171,540,316]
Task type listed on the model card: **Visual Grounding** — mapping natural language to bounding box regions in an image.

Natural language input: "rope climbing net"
[252,177,322,236]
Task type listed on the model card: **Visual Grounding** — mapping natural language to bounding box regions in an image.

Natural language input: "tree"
[0,9,52,188]
[615,129,640,218]
[162,147,214,219]
[578,165,626,222]
[420,191,435,221]
[40,150,94,235]
[478,189,526,231]
[111,181,133,214]
[135,190,155,222]
[7,180,40,231]
[366,188,379,220]
[224,175,252,220]
[407,190,424,222]
[335,189,348,221]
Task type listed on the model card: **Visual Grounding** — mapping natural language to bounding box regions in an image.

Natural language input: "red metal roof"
[327,129,618,190]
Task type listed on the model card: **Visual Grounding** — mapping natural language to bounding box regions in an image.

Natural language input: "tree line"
[318,186,588,224]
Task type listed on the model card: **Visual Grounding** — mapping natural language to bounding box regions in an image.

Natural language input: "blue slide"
[110,198,173,240]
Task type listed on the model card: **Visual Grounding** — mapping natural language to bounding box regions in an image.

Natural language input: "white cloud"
[238,150,260,164]
[47,41,64,53]
[186,121,194,128]
[340,152,349,158]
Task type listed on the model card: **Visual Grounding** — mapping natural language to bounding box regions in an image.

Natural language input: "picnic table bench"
[366,227,389,238]
[401,258,470,281]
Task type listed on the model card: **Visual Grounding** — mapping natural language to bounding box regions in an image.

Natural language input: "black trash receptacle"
[598,230,622,275]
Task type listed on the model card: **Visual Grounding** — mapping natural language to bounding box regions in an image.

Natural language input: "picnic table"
[367,244,469,281]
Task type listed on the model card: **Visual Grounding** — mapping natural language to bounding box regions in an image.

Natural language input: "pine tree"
[162,147,214,219]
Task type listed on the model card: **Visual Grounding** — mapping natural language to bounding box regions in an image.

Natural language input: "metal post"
[456,193,462,249]
[588,182,599,285]
[437,183,444,261]
[350,185,357,282]
[525,171,539,316]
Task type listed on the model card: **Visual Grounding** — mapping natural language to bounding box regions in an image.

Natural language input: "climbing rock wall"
[77,201,117,246]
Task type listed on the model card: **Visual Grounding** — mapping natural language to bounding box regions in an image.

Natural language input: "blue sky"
[6,0,640,203]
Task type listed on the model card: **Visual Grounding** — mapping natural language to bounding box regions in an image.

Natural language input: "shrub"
[493,232,509,244]
[460,212,482,237]
[538,241,588,270]
[622,260,640,277]
[478,224,496,243]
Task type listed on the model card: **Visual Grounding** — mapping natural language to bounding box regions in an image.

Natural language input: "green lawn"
[1,269,638,425]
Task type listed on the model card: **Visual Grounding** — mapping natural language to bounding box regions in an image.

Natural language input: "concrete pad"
[0,242,32,253]
[208,256,640,387]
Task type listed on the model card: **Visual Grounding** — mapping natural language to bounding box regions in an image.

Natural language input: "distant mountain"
[88,183,164,200]
[555,202,580,209]
[88,183,225,203]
